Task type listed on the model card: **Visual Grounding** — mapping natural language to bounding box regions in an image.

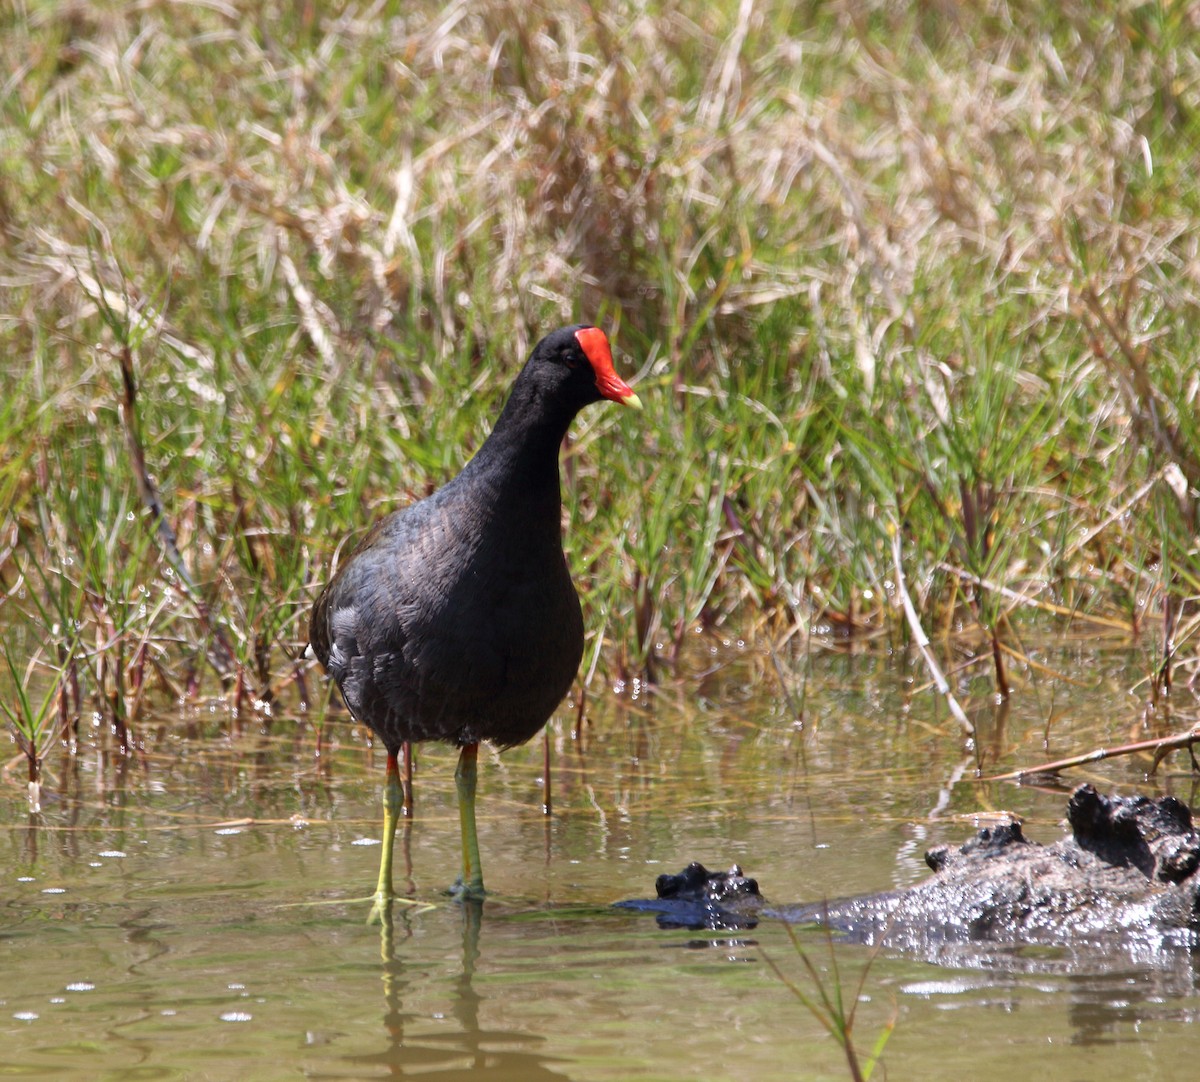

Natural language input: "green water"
[3,641,1198,1080]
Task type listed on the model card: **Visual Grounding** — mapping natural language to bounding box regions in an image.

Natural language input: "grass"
[761,922,894,1082]
[3,0,1200,778]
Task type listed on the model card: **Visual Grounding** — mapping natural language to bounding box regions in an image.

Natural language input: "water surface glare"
[2,642,1198,1080]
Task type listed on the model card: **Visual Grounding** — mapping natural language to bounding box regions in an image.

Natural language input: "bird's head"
[528,324,642,413]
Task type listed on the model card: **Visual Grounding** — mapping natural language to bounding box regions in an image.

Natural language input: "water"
[3,639,1199,1080]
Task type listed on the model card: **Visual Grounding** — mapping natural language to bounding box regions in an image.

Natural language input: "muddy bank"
[618,786,1200,972]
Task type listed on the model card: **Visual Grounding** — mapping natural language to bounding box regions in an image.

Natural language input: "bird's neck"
[460,378,573,515]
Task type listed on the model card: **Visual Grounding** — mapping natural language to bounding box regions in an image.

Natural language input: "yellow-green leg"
[368,749,403,924]
[452,742,486,899]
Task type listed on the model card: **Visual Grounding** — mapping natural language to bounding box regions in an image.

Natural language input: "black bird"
[307,325,640,908]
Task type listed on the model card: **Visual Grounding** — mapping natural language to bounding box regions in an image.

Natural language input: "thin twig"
[987,726,1200,782]
[891,530,975,737]
[116,342,245,688]
[937,563,1134,632]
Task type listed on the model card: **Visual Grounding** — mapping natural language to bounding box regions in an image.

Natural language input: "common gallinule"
[307,325,640,909]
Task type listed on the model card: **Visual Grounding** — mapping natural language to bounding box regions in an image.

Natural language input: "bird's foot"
[448,876,487,903]
[367,890,393,925]
[365,890,433,924]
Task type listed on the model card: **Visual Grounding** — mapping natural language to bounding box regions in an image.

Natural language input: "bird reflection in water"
[330,897,571,1080]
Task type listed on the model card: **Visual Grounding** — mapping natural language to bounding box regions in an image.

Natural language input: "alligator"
[616,785,1200,963]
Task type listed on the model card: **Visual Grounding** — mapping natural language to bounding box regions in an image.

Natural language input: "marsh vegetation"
[3,0,1200,873]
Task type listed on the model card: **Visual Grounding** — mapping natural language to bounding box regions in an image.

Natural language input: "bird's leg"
[368,748,403,924]
[452,742,486,899]
[401,740,414,817]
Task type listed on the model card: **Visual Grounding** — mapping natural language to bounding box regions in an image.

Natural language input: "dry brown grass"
[3,0,1200,751]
